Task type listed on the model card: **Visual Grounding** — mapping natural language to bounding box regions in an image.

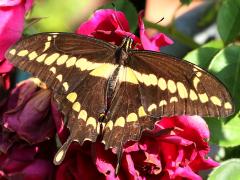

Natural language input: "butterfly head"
[120,37,134,52]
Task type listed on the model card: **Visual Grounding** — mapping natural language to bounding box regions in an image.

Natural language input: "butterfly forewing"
[6,33,119,163]
[6,32,117,115]
[129,50,234,118]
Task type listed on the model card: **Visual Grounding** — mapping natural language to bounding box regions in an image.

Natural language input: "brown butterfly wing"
[128,50,234,118]
[5,32,118,164]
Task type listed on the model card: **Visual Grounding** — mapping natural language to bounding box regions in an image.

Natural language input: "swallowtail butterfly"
[5,32,234,169]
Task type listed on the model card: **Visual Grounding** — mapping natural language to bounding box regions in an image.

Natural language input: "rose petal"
[77,9,132,45]
[138,11,173,51]
[0,0,22,7]
[4,89,55,143]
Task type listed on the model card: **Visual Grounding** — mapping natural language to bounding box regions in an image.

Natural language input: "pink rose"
[56,116,218,179]
[76,9,173,51]
[0,0,33,90]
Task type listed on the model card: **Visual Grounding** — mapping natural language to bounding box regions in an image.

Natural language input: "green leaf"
[101,0,138,32]
[180,0,192,5]
[217,0,240,43]
[198,3,218,27]
[208,159,240,180]
[206,112,240,147]
[184,40,224,69]
[208,45,240,113]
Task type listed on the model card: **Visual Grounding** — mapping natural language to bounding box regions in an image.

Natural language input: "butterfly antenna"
[111,2,116,9]
[111,2,125,31]
[155,17,165,24]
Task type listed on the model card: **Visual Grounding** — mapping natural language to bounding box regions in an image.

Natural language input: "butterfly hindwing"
[129,50,234,118]
[102,67,155,168]
[102,66,154,148]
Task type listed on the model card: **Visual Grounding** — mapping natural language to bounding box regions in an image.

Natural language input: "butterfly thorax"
[105,37,134,116]
[115,37,133,65]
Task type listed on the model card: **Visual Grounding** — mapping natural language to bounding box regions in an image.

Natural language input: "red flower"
[0,0,33,90]
[56,116,218,180]
[56,9,218,180]
[76,9,173,51]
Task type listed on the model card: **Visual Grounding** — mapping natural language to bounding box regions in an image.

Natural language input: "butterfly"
[5,32,234,170]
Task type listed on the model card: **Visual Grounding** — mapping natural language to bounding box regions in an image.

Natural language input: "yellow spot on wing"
[47,36,52,41]
[76,58,89,70]
[90,63,117,78]
[44,53,60,65]
[86,63,102,70]
[190,89,198,101]
[199,93,209,103]
[133,70,143,83]
[105,120,113,130]
[158,78,167,90]
[138,106,147,117]
[170,97,178,103]
[148,104,157,112]
[86,117,97,129]
[167,80,177,93]
[62,82,69,91]
[193,77,200,89]
[54,150,64,163]
[78,110,87,121]
[56,74,63,82]
[159,100,167,106]
[57,55,69,65]
[118,67,138,84]
[72,102,81,112]
[49,67,56,74]
[17,50,29,57]
[43,42,51,52]
[114,117,125,127]
[126,113,138,122]
[196,72,202,77]
[9,49,16,55]
[224,102,232,109]
[28,51,38,60]
[142,74,151,86]
[125,67,138,84]
[177,82,188,99]
[149,74,158,86]
[66,92,77,103]
[210,96,222,106]
[36,53,47,62]
[66,57,77,67]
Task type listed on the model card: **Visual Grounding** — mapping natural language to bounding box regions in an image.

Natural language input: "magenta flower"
[0,0,33,90]
[76,9,173,50]
[56,116,218,180]
[55,9,218,179]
